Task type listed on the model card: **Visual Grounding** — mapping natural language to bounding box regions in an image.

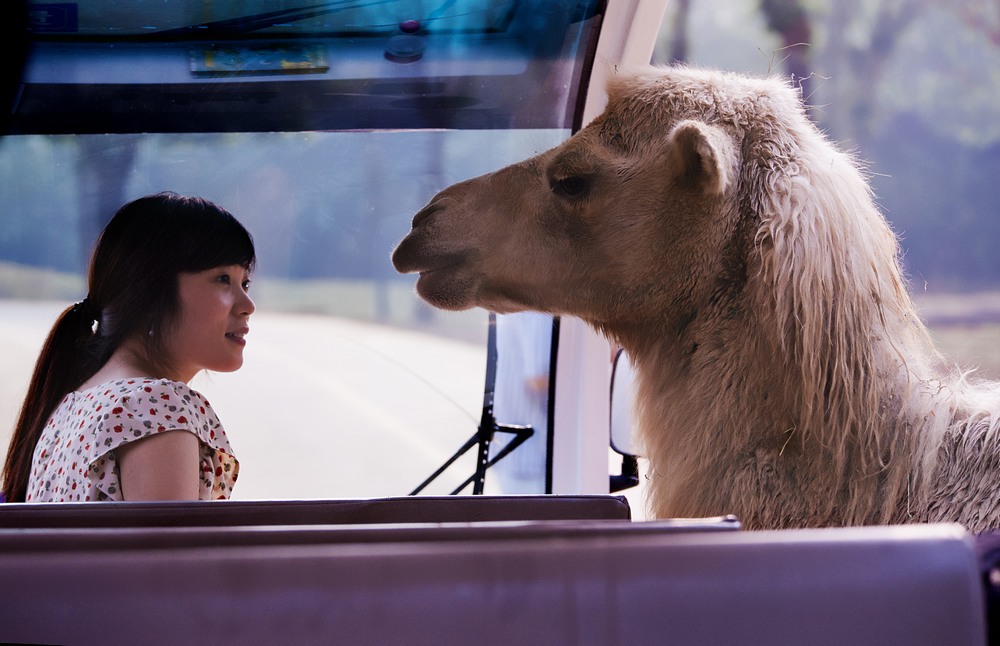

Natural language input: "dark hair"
[1,192,255,502]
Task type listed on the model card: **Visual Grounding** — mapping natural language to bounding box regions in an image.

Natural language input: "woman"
[1,192,255,502]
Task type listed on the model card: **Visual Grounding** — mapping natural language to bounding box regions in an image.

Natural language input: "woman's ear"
[666,120,735,195]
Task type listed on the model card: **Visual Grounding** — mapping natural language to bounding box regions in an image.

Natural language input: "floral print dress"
[26,378,239,502]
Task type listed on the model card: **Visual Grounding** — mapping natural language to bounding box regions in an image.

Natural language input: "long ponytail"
[2,300,104,502]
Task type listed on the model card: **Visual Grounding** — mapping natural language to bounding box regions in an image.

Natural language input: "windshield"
[0,0,603,498]
[30,1,531,38]
[19,0,601,134]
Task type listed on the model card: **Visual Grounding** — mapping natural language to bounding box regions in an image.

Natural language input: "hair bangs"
[167,196,256,275]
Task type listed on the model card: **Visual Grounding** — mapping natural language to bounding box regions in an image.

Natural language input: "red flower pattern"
[24,378,238,502]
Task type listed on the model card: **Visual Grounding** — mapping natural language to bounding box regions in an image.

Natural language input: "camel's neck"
[614,302,797,430]
[605,285,936,528]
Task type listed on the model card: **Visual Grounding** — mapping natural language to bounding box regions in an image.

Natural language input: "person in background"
[491,311,552,493]
[1,192,255,502]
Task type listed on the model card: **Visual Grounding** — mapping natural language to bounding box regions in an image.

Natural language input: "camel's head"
[391,67,796,333]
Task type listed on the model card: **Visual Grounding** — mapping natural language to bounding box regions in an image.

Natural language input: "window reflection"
[490,312,554,494]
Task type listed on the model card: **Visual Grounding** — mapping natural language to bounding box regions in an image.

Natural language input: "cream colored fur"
[392,66,1000,531]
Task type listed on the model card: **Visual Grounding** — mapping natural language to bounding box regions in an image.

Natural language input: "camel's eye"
[550,174,591,199]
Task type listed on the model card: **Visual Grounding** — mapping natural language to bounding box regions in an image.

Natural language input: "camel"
[392,65,1000,531]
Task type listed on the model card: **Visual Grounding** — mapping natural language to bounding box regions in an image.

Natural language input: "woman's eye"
[241,280,252,291]
[217,274,231,284]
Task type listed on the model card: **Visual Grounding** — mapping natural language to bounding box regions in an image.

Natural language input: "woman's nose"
[240,291,255,316]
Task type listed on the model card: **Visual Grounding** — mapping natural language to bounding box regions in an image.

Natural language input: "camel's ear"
[666,120,734,195]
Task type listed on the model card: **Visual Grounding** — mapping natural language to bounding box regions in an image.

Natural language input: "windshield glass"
[0,0,604,498]
[30,1,528,38]
[20,0,601,134]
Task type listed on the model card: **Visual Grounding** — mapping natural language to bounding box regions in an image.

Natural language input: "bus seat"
[0,516,739,553]
[0,522,984,645]
[0,494,631,527]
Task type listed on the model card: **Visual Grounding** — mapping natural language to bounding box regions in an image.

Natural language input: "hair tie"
[71,297,98,322]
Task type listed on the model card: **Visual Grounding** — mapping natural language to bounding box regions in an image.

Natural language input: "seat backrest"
[0,516,740,552]
[0,494,631,527]
[0,522,984,645]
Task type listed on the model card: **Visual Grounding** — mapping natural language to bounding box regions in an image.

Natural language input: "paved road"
[0,300,494,499]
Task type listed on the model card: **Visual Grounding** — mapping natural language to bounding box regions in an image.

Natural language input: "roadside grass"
[1,262,996,376]
[0,262,487,345]
[915,292,1000,380]
[250,277,488,345]
[926,323,1000,381]
[0,261,85,300]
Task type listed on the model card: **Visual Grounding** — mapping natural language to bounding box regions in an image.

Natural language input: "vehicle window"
[0,0,604,498]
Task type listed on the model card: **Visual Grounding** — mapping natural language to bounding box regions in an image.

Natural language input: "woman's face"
[164,264,255,382]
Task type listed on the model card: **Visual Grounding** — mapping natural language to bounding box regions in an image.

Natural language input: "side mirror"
[610,348,640,492]
[610,348,639,457]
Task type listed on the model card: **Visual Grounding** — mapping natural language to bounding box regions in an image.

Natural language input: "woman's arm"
[116,430,201,500]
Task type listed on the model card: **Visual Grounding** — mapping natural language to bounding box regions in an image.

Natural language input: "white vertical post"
[551,317,612,494]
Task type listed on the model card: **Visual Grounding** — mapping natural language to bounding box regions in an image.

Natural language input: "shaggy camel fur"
[392,66,1000,531]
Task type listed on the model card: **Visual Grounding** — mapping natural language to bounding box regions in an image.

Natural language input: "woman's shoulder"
[64,378,235,501]
[80,377,204,399]
[80,378,219,418]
